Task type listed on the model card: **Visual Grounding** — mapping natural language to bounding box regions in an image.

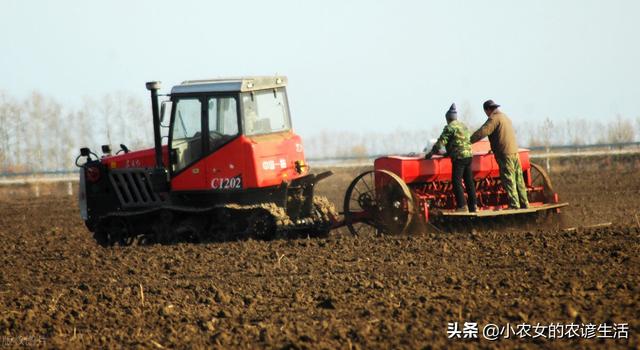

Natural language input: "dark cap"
[445,103,457,120]
[483,99,500,111]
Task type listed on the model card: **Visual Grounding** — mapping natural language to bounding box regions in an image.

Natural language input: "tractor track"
[87,196,338,246]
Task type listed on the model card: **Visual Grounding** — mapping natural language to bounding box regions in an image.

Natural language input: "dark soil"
[0,155,638,349]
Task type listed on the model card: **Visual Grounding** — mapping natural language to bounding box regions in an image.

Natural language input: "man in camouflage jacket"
[470,100,529,209]
[425,103,477,212]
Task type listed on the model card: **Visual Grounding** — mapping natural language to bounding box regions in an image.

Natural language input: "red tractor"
[77,77,337,246]
[342,141,568,235]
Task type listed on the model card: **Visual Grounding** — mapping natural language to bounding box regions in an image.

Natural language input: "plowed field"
[0,155,638,349]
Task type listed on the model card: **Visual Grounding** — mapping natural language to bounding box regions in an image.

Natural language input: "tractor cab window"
[172,98,203,172]
[241,88,291,136]
[207,96,238,150]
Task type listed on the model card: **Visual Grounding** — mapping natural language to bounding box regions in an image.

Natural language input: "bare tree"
[99,94,115,147]
[590,120,607,144]
[75,97,97,156]
[42,98,63,170]
[123,94,152,150]
[0,91,12,172]
[607,115,635,144]
[22,92,48,171]
[541,117,556,149]
[10,96,26,172]
[58,111,75,169]
[563,118,590,146]
[459,100,480,130]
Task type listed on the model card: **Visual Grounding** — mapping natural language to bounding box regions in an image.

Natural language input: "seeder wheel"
[343,170,415,235]
[530,162,555,200]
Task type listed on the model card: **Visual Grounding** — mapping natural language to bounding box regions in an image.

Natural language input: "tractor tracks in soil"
[1,161,640,349]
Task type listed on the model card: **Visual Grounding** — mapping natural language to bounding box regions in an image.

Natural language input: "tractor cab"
[163,77,308,192]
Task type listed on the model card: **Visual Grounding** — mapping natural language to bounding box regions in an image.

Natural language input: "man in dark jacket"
[470,100,529,209]
[426,103,477,212]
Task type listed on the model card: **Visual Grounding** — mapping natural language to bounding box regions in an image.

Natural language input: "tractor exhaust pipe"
[146,81,163,169]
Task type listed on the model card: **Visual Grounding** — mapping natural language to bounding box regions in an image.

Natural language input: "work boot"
[455,206,469,213]
[469,206,477,213]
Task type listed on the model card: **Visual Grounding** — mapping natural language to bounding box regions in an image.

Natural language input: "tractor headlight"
[85,165,101,183]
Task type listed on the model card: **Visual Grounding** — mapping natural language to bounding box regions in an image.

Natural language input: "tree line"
[0,90,638,172]
[0,91,153,173]
[303,115,640,159]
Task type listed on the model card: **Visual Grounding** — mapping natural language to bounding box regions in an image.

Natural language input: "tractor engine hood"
[100,146,169,170]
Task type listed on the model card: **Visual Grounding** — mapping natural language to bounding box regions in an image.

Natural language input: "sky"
[1,0,639,138]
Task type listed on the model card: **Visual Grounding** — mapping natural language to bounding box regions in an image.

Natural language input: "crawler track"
[93,196,338,246]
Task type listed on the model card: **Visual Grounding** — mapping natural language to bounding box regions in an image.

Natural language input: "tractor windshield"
[241,88,291,136]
